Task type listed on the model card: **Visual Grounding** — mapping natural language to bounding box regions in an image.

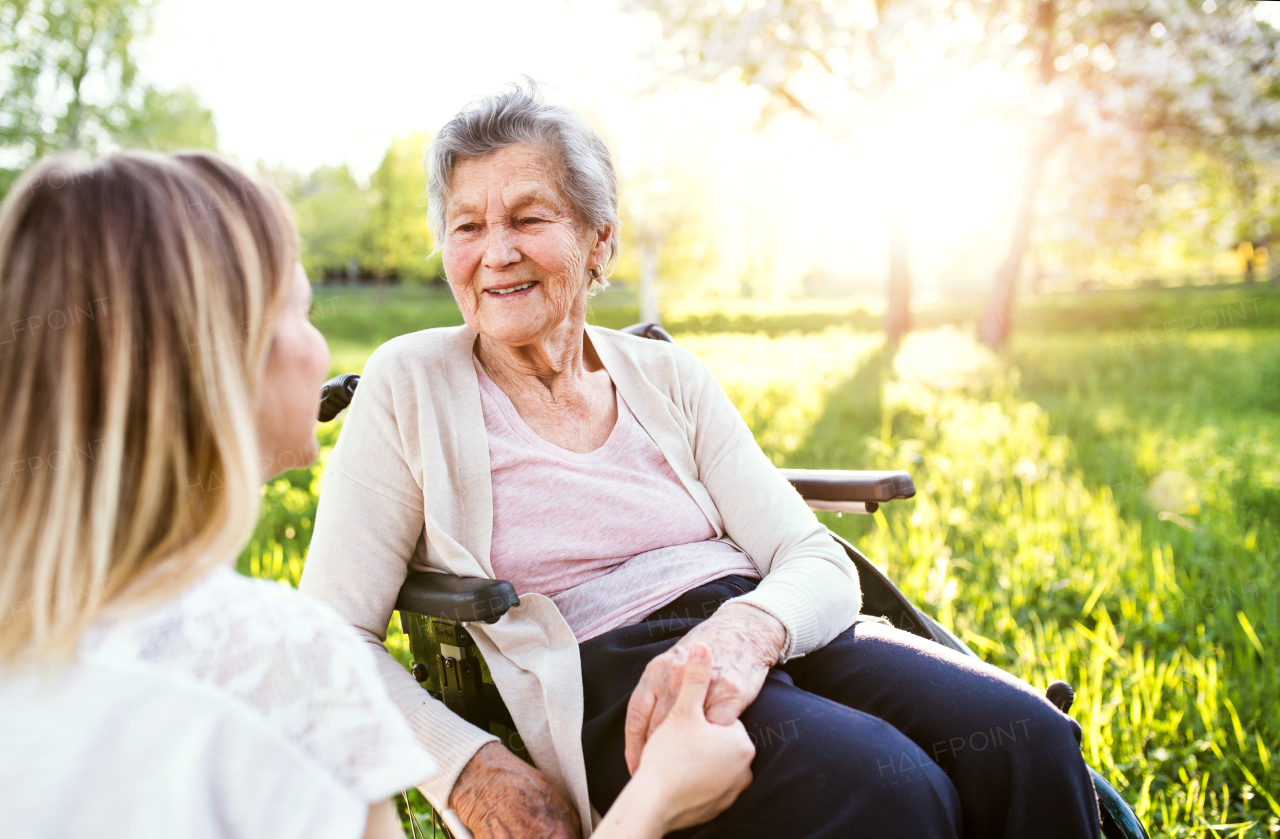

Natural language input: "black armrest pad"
[395,572,520,624]
[778,469,916,504]
[318,373,360,422]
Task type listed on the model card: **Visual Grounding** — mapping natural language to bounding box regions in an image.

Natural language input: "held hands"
[449,602,783,839]
[624,603,786,776]
[596,643,756,838]
[633,643,757,831]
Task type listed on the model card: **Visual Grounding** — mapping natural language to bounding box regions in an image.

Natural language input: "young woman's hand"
[596,643,756,839]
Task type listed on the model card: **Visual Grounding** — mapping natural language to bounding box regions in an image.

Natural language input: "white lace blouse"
[0,565,437,839]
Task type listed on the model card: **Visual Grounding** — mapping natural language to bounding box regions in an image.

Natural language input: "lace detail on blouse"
[1,565,436,838]
[82,565,436,802]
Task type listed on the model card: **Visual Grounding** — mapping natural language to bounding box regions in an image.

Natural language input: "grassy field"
[242,282,1279,837]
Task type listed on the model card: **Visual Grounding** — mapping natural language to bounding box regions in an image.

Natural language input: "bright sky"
[139,0,1026,294]
[140,0,655,179]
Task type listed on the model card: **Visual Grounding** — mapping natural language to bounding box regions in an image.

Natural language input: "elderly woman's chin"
[458,282,586,346]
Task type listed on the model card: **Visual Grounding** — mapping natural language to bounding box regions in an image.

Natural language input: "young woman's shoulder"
[86,566,436,800]
[0,653,373,839]
[0,567,435,837]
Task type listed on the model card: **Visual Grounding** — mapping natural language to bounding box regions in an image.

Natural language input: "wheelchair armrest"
[395,572,520,624]
[779,469,916,510]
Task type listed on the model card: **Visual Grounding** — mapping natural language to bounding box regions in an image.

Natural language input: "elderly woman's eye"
[519,217,545,226]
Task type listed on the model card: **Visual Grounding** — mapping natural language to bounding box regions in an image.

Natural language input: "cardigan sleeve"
[299,347,498,809]
[672,346,863,660]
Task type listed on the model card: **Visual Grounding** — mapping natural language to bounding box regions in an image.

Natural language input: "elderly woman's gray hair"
[426,80,621,289]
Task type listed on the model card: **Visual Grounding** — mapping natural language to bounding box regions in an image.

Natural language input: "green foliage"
[243,284,1278,837]
[287,165,375,281]
[394,787,446,836]
[0,0,218,197]
[366,132,441,283]
[781,291,1279,836]
[235,423,330,587]
[0,0,149,156]
[1041,143,1280,285]
[114,84,218,152]
[278,134,442,284]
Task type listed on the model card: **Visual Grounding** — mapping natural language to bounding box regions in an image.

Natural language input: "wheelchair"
[317,323,1150,839]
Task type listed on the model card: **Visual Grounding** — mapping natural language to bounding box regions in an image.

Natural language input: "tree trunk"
[640,242,662,325]
[885,193,911,344]
[67,35,93,150]
[978,129,1053,347]
[978,0,1059,348]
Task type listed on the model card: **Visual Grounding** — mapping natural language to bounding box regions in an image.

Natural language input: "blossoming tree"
[627,0,1280,345]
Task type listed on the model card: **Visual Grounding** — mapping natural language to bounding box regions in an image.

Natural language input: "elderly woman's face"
[442,144,606,346]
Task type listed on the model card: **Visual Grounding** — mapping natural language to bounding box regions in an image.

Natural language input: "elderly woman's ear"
[589,229,610,273]
[587,222,614,284]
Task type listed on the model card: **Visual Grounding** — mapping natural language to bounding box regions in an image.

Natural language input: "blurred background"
[3,0,1276,836]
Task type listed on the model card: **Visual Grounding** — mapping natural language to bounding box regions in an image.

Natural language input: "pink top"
[475,357,760,642]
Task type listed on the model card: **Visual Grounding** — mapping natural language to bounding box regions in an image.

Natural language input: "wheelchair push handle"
[318,373,360,422]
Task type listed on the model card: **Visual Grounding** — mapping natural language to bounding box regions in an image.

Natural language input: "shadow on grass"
[783,341,902,545]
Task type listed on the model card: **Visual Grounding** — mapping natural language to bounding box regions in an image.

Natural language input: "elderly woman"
[300,82,1101,839]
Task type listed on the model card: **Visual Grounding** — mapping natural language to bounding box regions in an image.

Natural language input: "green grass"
[245,283,1280,837]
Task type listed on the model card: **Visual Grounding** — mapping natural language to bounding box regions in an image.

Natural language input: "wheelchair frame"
[317,323,1150,839]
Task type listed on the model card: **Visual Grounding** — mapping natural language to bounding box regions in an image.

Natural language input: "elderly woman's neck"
[476,327,605,400]
[477,327,617,453]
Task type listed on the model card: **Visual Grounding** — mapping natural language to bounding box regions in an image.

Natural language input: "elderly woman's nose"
[482,221,521,268]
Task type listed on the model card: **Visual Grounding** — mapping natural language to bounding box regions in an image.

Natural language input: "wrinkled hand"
[624,602,786,776]
[450,741,581,839]
[632,643,756,833]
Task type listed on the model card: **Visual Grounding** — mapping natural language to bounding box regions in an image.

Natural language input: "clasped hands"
[449,603,786,838]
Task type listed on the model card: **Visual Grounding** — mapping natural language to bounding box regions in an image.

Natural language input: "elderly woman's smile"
[486,281,537,296]
[443,143,608,348]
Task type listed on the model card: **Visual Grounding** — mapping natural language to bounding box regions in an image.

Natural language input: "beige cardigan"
[299,324,862,830]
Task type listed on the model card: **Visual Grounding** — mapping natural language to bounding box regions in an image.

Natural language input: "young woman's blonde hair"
[0,151,298,661]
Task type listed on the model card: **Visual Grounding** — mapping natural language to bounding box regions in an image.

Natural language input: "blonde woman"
[0,151,751,839]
